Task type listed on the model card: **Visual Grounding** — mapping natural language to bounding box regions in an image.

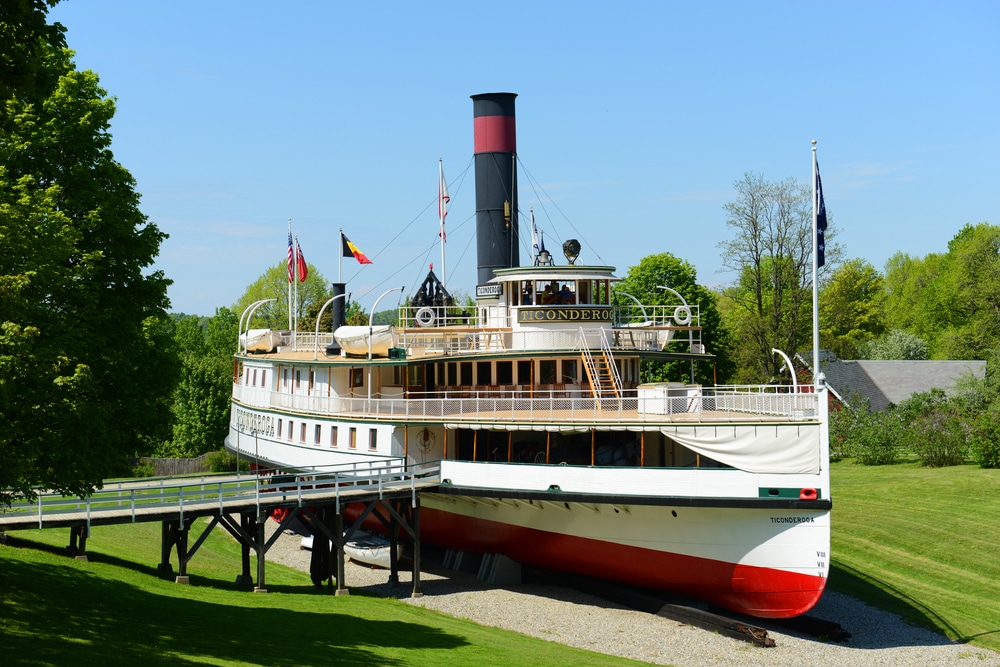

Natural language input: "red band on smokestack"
[473,115,516,154]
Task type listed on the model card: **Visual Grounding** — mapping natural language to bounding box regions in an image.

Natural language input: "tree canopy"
[163,308,238,458]
[819,258,886,359]
[1,3,177,503]
[882,223,1000,360]
[616,252,733,384]
[717,172,838,382]
[233,262,331,332]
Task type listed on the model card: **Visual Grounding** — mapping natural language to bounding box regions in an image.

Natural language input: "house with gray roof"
[819,359,987,412]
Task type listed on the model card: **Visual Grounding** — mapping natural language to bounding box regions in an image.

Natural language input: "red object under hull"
[417,505,825,619]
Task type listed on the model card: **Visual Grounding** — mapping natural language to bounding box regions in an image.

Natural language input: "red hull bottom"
[417,505,826,619]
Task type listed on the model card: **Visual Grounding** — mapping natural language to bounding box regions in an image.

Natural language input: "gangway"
[0,458,441,596]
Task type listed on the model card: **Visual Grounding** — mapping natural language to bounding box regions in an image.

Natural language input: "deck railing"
[0,459,440,531]
[232,383,820,423]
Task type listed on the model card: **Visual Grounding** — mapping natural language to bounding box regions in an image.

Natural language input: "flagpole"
[438,158,449,287]
[811,141,821,388]
[294,234,301,340]
[287,219,293,332]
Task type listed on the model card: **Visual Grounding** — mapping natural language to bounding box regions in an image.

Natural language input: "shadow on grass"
[0,541,468,667]
[828,560,976,643]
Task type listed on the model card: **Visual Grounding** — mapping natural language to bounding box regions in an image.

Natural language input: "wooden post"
[254,513,267,593]
[411,496,423,598]
[334,510,348,596]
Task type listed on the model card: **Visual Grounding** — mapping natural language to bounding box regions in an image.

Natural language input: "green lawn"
[0,522,651,667]
[3,461,999,664]
[827,460,1000,653]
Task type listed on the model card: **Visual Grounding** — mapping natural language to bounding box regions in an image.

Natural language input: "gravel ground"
[265,523,1000,666]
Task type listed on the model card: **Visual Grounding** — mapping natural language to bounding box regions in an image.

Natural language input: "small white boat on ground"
[300,531,400,569]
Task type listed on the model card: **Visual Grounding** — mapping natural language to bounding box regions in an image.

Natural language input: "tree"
[163,308,238,458]
[882,223,1000,359]
[936,223,1000,359]
[718,172,838,382]
[616,252,733,384]
[233,262,330,331]
[819,259,886,359]
[1,7,178,503]
[858,329,929,360]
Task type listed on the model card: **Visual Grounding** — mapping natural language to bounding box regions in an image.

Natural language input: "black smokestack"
[472,92,519,285]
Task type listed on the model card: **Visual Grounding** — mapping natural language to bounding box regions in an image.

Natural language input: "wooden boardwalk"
[1,463,439,596]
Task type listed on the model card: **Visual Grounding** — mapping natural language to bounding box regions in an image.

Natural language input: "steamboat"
[226,93,831,618]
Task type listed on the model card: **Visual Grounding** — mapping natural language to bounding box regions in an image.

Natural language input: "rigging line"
[517,157,607,265]
[343,156,476,290]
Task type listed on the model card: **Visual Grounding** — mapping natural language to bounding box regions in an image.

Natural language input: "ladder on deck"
[580,328,621,398]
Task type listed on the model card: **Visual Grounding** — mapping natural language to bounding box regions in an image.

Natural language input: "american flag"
[286,230,294,283]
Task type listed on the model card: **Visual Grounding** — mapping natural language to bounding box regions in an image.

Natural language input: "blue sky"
[49,1,998,316]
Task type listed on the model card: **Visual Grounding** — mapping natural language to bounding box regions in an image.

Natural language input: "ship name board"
[476,284,502,298]
[517,307,613,323]
[232,407,276,437]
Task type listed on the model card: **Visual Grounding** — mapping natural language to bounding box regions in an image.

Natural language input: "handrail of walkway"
[0,458,441,531]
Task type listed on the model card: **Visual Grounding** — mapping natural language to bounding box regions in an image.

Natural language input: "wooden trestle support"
[155,495,423,597]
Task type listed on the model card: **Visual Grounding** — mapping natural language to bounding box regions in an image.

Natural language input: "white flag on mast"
[531,208,540,258]
[438,159,450,242]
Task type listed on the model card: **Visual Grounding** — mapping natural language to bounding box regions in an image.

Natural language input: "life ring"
[416,427,435,453]
[673,305,692,326]
[415,307,435,327]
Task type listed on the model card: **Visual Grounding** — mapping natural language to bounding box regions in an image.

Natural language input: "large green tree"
[718,172,838,382]
[0,4,177,503]
[616,252,733,384]
[882,223,999,359]
[819,258,886,359]
[163,308,238,458]
[233,262,330,332]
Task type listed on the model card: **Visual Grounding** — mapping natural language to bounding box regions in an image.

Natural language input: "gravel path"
[265,523,1000,666]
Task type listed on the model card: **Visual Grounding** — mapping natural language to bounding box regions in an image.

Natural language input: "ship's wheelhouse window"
[368,430,377,451]
[330,426,338,448]
[535,280,558,305]
[477,361,492,385]
[517,360,532,385]
[277,419,283,438]
[460,362,473,386]
[349,427,357,449]
[561,360,577,383]
[520,280,535,305]
[314,424,321,445]
[260,370,266,387]
[554,281,575,304]
[308,370,315,393]
[252,369,258,386]
[496,361,513,385]
[234,360,243,384]
[295,370,301,391]
[287,421,293,441]
[300,422,306,443]
[539,360,557,384]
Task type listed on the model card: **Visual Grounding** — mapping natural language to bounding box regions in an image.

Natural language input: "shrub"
[831,397,900,465]
[130,460,156,478]
[205,449,250,473]
[969,411,1000,468]
[906,407,970,467]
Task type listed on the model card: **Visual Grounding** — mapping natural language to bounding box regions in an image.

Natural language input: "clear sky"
[48,1,998,316]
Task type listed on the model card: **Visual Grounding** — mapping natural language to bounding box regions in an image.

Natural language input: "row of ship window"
[241,359,642,393]
[275,417,377,451]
